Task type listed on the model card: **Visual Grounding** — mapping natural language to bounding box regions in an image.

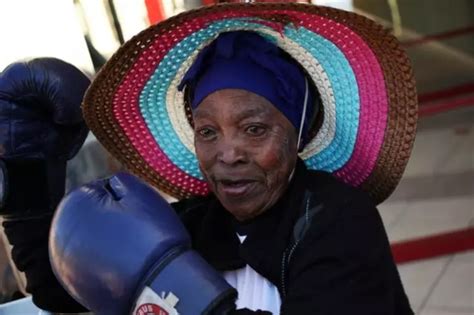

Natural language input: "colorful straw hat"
[83,2,418,204]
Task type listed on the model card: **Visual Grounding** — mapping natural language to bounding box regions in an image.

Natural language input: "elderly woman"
[166,31,413,314]
[1,3,418,315]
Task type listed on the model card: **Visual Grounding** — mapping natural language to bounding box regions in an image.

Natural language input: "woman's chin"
[219,200,270,222]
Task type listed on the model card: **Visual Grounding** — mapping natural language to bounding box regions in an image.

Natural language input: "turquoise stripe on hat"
[284,26,359,171]
[139,18,359,178]
[140,28,217,179]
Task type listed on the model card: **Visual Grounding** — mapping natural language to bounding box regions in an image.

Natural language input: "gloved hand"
[0,57,90,217]
[49,172,237,315]
[0,57,91,312]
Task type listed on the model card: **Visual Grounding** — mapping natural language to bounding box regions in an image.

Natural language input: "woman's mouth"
[217,179,257,197]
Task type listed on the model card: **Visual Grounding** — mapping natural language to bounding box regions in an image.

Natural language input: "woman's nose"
[216,138,247,165]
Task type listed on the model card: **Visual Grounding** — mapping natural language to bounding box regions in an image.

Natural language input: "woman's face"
[193,89,298,221]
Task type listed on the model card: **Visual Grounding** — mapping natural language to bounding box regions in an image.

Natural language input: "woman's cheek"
[261,136,293,167]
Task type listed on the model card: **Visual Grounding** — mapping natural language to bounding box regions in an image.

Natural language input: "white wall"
[0,0,94,74]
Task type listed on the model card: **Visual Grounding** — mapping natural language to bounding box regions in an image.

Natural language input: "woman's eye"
[245,125,266,136]
[197,128,215,139]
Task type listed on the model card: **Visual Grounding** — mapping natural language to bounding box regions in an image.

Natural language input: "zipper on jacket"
[279,194,311,297]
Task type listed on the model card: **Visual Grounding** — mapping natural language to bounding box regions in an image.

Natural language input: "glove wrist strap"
[132,250,237,315]
[2,159,66,218]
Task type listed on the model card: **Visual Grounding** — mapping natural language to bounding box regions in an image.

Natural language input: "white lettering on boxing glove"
[133,287,179,315]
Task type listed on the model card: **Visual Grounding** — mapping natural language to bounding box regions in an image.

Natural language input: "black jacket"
[3,161,413,314]
[174,160,414,315]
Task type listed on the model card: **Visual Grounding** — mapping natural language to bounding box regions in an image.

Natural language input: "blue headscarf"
[178,31,317,145]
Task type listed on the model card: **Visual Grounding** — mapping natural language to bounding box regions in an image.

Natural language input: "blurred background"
[0,0,472,314]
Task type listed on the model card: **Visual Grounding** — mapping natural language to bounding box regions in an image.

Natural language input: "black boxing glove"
[0,58,90,312]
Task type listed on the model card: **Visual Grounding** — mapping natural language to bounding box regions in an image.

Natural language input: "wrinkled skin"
[193,89,298,221]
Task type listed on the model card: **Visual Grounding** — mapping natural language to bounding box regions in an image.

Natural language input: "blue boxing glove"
[50,172,237,315]
[0,57,90,216]
[0,58,90,312]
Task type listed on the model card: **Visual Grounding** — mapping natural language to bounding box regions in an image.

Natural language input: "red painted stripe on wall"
[419,95,474,117]
[402,26,474,48]
[391,227,474,264]
[418,83,474,103]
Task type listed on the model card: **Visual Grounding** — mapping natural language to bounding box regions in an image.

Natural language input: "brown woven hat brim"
[83,2,418,203]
